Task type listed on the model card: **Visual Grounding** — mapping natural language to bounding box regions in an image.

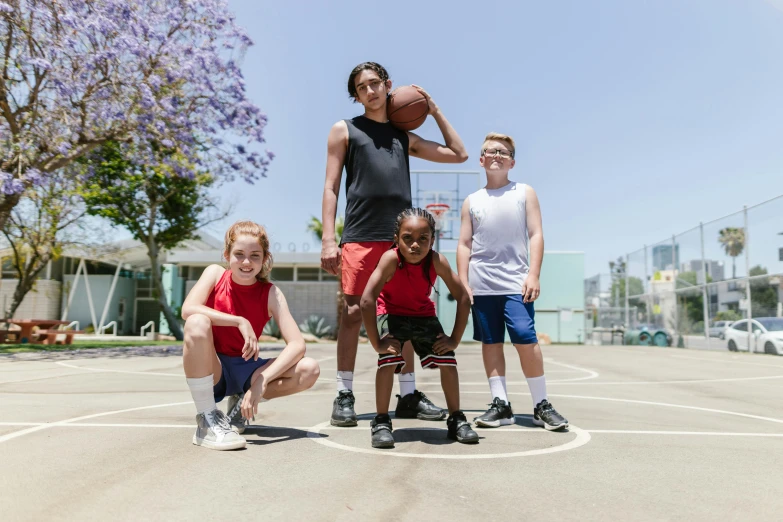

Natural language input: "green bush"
[715,310,742,322]
[298,315,333,339]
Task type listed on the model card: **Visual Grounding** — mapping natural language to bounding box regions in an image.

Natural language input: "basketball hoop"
[425,203,450,231]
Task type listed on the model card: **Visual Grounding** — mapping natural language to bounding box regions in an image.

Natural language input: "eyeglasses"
[482,148,514,159]
[356,79,385,94]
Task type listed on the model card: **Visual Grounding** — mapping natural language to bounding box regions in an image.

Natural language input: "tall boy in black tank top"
[321,62,469,426]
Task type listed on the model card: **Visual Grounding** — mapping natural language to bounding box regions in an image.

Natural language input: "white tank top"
[468,182,530,295]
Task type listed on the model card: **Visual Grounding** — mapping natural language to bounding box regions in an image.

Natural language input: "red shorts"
[341,241,394,296]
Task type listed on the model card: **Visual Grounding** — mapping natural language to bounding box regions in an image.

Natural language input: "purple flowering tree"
[0,0,271,231]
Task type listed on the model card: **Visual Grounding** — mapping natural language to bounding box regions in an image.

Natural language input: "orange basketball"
[387,86,429,131]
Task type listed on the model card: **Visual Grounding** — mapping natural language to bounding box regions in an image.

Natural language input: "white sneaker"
[192,408,246,450]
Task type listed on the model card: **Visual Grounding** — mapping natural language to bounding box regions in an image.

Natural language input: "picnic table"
[0,319,80,345]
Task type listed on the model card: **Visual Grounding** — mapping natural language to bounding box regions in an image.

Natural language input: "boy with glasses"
[457,132,569,431]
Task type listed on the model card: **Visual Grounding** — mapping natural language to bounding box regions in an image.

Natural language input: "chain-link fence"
[586,195,783,353]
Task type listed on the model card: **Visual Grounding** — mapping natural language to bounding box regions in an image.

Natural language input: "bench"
[0,329,20,344]
[33,329,85,345]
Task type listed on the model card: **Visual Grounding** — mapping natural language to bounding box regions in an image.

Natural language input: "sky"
[208,0,783,278]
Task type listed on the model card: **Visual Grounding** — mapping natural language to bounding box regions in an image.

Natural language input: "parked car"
[708,320,734,339]
[724,318,783,355]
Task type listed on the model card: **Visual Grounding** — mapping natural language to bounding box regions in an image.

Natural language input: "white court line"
[583,430,783,437]
[306,421,591,459]
[55,361,182,377]
[351,358,600,386]
[53,355,336,378]
[501,391,783,426]
[0,401,191,444]
[543,359,600,382]
[0,372,88,385]
[517,374,783,386]
[0,422,542,432]
[1,422,780,438]
[669,354,783,369]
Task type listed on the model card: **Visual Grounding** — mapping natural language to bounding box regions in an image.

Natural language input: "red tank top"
[206,269,273,357]
[376,248,437,317]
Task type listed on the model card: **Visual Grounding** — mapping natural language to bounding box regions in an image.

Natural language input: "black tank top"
[341,116,411,244]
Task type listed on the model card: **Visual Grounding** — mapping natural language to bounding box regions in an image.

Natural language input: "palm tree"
[307,216,344,335]
[718,227,745,279]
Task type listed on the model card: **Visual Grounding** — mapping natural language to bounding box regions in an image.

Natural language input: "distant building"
[652,244,680,271]
[681,259,725,283]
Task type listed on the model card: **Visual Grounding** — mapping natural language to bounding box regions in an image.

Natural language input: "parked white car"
[708,320,734,339]
[724,318,783,355]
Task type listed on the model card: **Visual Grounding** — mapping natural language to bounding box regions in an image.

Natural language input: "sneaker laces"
[416,391,435,407]
[338,392,355,408]
[485,402,501,414]
[206,409,232,432]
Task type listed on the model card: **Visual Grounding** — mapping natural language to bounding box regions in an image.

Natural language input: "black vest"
[341,116,411,244]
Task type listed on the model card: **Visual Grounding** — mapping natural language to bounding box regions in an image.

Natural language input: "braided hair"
[393,208,438,294]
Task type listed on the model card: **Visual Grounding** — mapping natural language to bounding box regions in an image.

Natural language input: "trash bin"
[624,330,653,346]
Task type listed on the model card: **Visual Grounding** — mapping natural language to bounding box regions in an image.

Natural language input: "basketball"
[387,86,429,131]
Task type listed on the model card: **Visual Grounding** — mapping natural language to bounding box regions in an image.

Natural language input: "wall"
[61,275,136,333]
[0,280,62,319]
[273,282,340,328]
[436,251,585,343]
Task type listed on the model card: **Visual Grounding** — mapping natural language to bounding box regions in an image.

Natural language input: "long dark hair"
[393,208,438,294]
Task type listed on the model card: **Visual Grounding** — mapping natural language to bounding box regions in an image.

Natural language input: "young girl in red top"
[181,221,320,450]
[360,208,478,448]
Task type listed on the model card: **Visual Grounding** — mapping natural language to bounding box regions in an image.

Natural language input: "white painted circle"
[305,421,591,459]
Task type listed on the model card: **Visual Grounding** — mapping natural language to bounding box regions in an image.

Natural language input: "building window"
[321,269,338,282]
[297,267,320,281]
[187,266,206,281]
[271,267,294,281]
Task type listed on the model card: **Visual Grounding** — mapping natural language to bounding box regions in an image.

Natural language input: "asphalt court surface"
[1,343,782,521]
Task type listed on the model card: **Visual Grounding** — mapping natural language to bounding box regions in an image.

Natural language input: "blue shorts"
[471,294,538,345]
[213,352,271,403]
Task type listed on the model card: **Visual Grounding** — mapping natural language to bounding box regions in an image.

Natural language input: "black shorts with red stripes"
[376,314,457,373]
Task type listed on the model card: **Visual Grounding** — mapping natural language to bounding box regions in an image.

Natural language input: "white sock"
[336,371,354,392]
[488,376,508,403]
[187,375,216,414]
[398,373,416,397]
[527,375,547,408]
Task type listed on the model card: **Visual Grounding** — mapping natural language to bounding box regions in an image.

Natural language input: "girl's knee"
[184,314,212,339]
[299,357,320,387]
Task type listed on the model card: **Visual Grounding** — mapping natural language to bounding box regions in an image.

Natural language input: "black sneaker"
[330,390,358,427]
[447,411,479,444]
[370,414,395,449]
[533,400,568,431]
[394,390,448,421]
[474,397,515,428]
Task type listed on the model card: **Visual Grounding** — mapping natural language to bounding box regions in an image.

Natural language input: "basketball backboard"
[411,170,481,246]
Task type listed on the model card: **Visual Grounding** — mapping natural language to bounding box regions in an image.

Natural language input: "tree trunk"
[7,279,34,319]
[147,243,184,341]
[6,260,50,319]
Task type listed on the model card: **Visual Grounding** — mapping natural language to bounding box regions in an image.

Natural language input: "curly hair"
[347,62,390,100]
[393,208,438,294]
[223,220,273,284]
